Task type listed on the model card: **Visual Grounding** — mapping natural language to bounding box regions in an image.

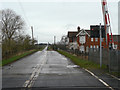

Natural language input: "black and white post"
[100,23,102,68]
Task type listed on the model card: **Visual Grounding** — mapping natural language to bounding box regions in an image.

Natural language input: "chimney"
[77,26,80,32]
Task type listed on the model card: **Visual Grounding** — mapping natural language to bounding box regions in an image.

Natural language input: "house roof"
[67,31,78,38]
[76,29,90,37]
[85,30,90,35]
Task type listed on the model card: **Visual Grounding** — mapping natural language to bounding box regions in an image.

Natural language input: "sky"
[0,0,119,44]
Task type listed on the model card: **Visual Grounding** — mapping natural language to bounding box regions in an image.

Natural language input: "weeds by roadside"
[47,45,53,51]
[1,50,37,66]
[57,50,120,78]
[57,50,107,69]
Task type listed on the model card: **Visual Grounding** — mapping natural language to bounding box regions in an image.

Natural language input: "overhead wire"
[18,0,31,27]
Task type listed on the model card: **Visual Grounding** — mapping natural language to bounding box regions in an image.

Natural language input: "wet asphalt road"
[2,46,114,90]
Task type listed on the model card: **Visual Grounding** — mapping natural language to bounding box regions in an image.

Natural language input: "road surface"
[2,46,117,90]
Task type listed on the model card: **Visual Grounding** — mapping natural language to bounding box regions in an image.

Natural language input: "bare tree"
[1,9,25,57]
[60,35,69,45]
[2,9,24,40]
[55,35,69,50]
[1,9,38,59]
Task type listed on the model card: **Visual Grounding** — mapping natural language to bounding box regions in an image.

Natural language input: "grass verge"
[57,50,120,77]
[39,46,46,51]
[109,72,120,77]
[47,46,53,51]
[57,50,107,70]
[1,49,37,66]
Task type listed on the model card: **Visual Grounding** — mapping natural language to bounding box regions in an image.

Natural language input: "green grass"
[47,46,52,51]
[39,47,45,51]
[109,72,120,77]
[57,50,107,69]
[57,50,120,77]
[38,45,46,51]
[1,50,37,66]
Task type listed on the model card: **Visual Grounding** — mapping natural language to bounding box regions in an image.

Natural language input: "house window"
[79,36,86,44]
[86,46,89,53]
[114,45,117,49]
[95,38,98,42]
[101,38,104,42]
[91,38,93,42]
[94,45,96,48]
[90,45,93,48]
[96,45,99,48]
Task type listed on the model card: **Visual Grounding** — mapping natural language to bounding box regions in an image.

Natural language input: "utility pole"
[100,23,102,68]
[31,26,34,40]
[54,36,56,45]
[31,26,34,45]
[54,36,56,50]
[37,36,38,44]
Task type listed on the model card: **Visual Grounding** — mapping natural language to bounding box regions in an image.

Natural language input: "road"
[2,46,114,90]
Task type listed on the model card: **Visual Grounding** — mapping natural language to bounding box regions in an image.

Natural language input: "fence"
[56,45,120,72]
[109,50,120,72]
[88,48,120,72]
[56,45,88,59]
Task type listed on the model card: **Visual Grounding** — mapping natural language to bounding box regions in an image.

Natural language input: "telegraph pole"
[100,23,102,68]
[54,36,56,45]
[37,36,38,44]
[31,26,34,46]
[54,36,56,50]
[31,26,33,40]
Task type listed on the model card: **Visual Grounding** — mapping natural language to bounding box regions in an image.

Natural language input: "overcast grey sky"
[0,0,119,43]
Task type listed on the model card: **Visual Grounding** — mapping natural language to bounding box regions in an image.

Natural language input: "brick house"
[112,35,120,50]
[67,26,120,52]
[76,29,90,53]
[76,30,120,52]
[67,31,78,50]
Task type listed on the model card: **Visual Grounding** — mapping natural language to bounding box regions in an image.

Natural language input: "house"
[76,30,120,52]
[67,26,120,52]
[76,29,90,53]
[112,35,120,50]
[67,31,78,50]
[67,27,81,50]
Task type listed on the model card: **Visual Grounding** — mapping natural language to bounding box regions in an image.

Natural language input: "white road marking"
[67,65,79,68]
[106,73,120,81]
[23,51,47,88]
[83,68,114,90]
[62,58,67,60]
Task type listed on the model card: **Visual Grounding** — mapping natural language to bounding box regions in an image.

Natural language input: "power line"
[18,0,31,27]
